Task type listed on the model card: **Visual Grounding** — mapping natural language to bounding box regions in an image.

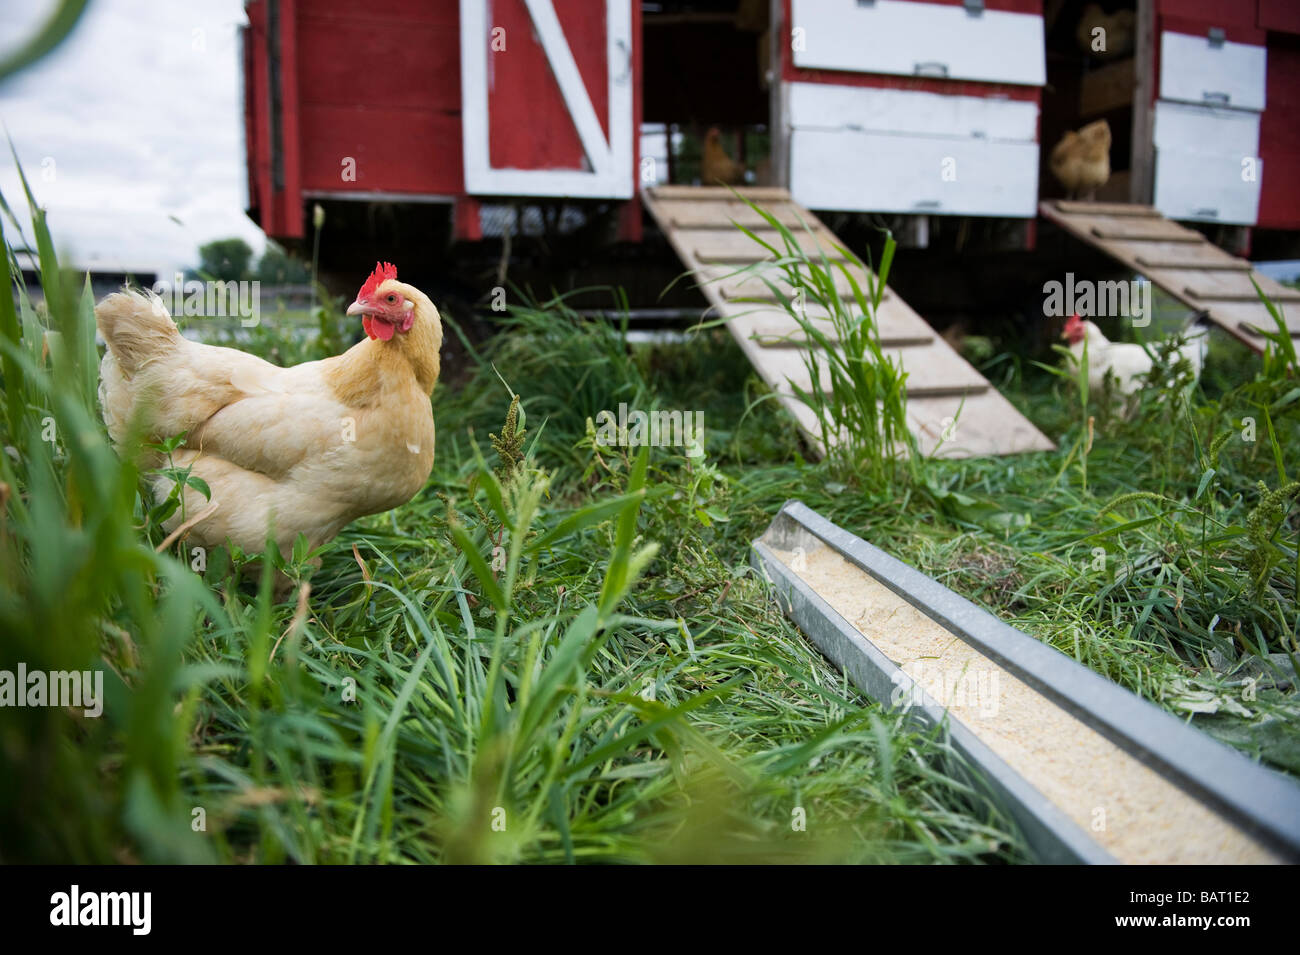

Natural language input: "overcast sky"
[0,0,267,277]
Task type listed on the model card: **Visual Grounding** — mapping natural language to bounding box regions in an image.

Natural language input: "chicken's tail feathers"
[94,289,181,376]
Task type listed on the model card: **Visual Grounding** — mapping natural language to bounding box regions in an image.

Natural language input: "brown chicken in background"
[702,127,746,185]
[1050,119,1112,199]
[1076,4,1135,60]
[96,262,442,576]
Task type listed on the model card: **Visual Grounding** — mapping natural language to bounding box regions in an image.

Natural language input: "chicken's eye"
[386,294,397,304]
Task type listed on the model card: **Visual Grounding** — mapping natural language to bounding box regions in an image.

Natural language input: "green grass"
[0,185,1024,863]
[3,173,1298,864]
[719,195,915,490]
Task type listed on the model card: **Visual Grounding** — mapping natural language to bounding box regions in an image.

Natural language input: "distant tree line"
[195,238,310,285]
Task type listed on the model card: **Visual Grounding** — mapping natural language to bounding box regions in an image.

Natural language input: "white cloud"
[0,0,267,277]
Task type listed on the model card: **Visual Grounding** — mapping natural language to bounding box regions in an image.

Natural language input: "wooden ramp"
[643,186,1054,458]
[1040,200,1300,352]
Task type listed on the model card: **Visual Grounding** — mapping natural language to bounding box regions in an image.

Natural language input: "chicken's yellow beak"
[346,300,369,317]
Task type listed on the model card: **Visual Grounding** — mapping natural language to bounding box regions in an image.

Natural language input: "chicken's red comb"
[358,261,398,300]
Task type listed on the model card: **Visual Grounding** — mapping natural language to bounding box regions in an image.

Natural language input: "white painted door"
[459,0,634,198]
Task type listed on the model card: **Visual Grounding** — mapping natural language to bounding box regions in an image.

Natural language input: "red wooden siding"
[1156,0,1259,29]
[278,0,302,236]
[1159,14,1266,46]
[246,1,275,234]
[780,63,1043,104]
[242,8,261,228]
[296,0,464,198]
[487,0,611,172]
[1259,0,1300,34]
[246,0,641,240]
[244,0,466,237]
[1258,38,1300,229]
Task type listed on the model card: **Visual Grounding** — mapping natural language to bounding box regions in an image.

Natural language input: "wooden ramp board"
[643,186,1054,459]
[1040,200,1299,351]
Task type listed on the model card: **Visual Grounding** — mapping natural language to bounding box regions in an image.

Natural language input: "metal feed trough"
[752,501,1300,864]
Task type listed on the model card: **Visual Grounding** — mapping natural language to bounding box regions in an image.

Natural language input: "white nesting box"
[784,0,1046,217]
[1153,30,1266,225]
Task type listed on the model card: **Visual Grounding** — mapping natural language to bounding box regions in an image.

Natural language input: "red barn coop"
[243,0,1300,353]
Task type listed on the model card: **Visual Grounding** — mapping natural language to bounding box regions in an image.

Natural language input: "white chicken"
[1062,313,1207,401]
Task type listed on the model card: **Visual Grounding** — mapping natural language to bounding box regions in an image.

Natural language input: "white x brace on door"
[460,0,634,198]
